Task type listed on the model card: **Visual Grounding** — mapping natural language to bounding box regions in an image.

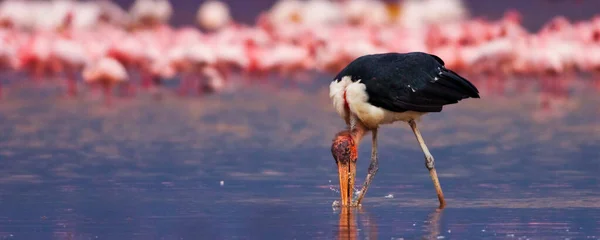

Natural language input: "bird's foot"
[349,202,361,208]
[332,200,361,208]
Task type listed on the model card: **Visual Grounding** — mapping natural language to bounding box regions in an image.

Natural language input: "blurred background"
[107,0,597,30]
[115,0,598,31]
[1,0,599,102]
[0,0,600,239]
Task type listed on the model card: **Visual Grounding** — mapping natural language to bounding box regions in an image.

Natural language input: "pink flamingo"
[196,0,233,32]
[184,42,220,95]
[0,29,19,97]
[82,56,128,106]
[16,32,55,84]
[148,57,176,99]
[106,35,144,95]
[50,35,89,97]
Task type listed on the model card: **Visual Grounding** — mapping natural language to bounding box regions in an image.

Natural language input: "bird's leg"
[66,70,77,97]
[177,74,190,96]
[355,128,379,206]
[408,119,446,209]
[102,81,113,107]
[152,77,163,100]
[349,115,360,132]
[140,69,152,89]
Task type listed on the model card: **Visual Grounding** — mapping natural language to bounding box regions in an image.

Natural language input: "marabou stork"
[329,52,480,208]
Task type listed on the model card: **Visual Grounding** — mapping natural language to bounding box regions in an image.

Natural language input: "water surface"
[0,77,599,239]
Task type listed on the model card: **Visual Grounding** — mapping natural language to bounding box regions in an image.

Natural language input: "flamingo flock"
[0,0,599,105]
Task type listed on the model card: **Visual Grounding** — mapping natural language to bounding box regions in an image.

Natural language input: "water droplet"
[219,181,224,186]
[352,189,361,202]
[384,194,394,198]
[447,230,451,233]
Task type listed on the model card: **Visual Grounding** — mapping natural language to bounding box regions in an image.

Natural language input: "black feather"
[333,52,480,113]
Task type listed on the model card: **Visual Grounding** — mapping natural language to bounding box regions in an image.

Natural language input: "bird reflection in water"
[336,208,375,240]
[422,209,443,240]
[335,208,443,240]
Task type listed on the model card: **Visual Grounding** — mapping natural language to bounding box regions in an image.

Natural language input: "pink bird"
[82,56,128,106]
[50,35,89,96]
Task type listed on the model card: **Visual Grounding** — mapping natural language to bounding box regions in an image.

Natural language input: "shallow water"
[0,77,599,240]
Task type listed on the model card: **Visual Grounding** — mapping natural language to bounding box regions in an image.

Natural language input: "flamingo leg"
[152,77,163,100]
[178,74,190,96]
[220,64,231,82]
[140,70,152,89]
[408,119,446,209]
[67,71,77,97]
[102,82,113,106]
[128,81,137,97]
[194,75,206,96]
[197,74,208,96]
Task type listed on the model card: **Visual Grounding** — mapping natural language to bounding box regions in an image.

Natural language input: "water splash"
[351,189,362,203]
[328,180,340,194]
[328,180,362,205]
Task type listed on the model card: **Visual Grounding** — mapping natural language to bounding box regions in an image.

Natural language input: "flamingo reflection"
[464,73,586,122]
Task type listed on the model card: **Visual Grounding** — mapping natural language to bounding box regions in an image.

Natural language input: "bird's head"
[331,130,358,207]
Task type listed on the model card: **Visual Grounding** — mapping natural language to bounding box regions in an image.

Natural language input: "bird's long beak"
[338,159,356,207]
[332,131,358,207]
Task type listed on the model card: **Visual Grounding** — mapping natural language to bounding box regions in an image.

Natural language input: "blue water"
[0,77,599,239]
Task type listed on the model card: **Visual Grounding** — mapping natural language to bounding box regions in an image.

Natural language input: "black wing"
[333,52,480,113]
